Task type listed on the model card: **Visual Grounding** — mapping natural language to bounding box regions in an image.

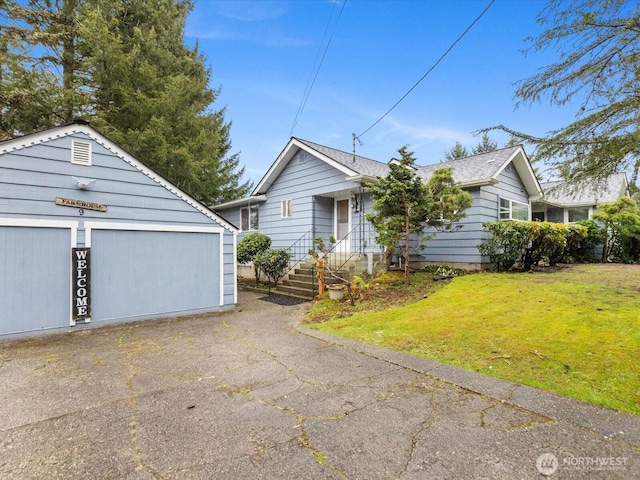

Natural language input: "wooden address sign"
[55,197,107,212]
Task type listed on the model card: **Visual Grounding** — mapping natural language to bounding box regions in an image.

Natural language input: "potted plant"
[326,283,346,301]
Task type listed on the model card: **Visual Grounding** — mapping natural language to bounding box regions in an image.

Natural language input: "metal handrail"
[323,222,380,275]
[282,227,316,278]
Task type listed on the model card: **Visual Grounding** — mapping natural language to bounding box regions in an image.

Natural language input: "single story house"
[213,137,543,270]
[533,172,630,223]
[0,121,237,339]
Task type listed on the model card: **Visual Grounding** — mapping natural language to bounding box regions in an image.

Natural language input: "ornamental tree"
[367,146,472,285]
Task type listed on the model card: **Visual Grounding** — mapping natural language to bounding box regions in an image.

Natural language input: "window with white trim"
[240,206,259,231]
[281,199,292,218]
[499,197,529,221]
[568,207,589,223]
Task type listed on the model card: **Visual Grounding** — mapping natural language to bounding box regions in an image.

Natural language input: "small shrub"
[237,232,272,285]
[253,249,290,286]
[522,222,567,269]
[564,221,600,263]
[477,221,529,271]
[237,232,271,264]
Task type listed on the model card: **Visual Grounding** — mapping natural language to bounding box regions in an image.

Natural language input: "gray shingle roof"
[417,146,522,184]
[541,172,629,206]
[297,139,523,185]
[295,138,390,178]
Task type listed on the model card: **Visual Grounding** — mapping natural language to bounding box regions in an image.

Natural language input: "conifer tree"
[0,0,251,204]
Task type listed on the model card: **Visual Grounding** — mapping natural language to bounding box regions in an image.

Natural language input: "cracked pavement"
[0,291,638,479]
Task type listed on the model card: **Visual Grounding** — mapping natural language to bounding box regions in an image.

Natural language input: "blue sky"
[186,0,581,186]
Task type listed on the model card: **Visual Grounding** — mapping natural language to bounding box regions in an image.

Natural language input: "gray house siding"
[418,164,530,266]
[226,150,361,250]
[1,125,236,339]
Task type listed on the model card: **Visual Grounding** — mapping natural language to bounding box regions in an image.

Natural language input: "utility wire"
[290,0,347,136]
[356,0,495,141]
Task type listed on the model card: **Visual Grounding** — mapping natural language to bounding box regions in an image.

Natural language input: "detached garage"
[0,122,238,339]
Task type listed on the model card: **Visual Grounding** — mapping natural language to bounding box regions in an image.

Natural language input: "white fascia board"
[459,178,498,188]
[345,174,378,185]
[213,194,267,210]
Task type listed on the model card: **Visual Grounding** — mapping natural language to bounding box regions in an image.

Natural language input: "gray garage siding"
[1,123,238,338]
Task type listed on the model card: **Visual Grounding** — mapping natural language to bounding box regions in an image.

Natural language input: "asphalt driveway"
[0,290,638,479]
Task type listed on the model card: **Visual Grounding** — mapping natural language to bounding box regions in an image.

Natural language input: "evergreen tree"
[482,0,640,190]
[0,0,250,204]
[367,146,472,285]
[444,141,469,161]
[472,133,498,154]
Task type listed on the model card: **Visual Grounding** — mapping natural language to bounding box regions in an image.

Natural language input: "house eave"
[346,174,378,185]
[460,178,498,188]
[212,194,267,210]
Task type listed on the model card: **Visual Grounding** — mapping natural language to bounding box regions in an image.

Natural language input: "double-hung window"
[240,205,259,231]
[499,197,529,221]
[281,199,292,218]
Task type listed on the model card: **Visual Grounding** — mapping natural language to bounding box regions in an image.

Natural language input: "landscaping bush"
[593,198,640,263]
[477,221,529,271]
[479,220,592,271]
[253,249,290,286]
[565,220,602,262]
[522,221,567,269]
[237,232,271,264]
[237,232,272,285]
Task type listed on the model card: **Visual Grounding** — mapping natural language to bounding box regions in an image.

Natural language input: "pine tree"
[367,146,472,285]
[0,0,251,204]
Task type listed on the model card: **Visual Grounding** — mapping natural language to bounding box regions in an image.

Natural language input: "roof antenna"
[352,133,363,162]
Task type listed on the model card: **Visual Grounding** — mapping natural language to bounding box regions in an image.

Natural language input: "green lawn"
[305,264,640,415]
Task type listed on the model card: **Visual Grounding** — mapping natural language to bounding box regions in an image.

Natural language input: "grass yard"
[304,264,640,415]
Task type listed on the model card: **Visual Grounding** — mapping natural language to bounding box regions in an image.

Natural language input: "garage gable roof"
[0,122,237,232]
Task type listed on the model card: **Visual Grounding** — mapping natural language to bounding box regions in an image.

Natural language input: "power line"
[356,0,495,141]
[290,0,347,136]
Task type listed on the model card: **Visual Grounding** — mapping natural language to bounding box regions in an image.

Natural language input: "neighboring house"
[214,137,542,270]
[533,173,630,223]
[0,121,238,339]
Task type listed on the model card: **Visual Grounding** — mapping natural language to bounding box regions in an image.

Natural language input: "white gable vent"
[71,140,92,166]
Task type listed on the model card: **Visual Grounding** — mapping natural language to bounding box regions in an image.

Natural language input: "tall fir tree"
[443,141,469,161]
[472,133,498,154]
[0,0,250,204]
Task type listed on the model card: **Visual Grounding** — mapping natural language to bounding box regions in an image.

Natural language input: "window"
[499,197,529,221]
[281,199,292,218]
[240,206,259,231]
[568,207,589,223]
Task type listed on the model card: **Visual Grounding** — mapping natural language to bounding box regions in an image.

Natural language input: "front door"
[335,199,350,253]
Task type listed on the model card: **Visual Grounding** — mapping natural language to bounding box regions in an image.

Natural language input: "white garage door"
[90,227,221,324]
